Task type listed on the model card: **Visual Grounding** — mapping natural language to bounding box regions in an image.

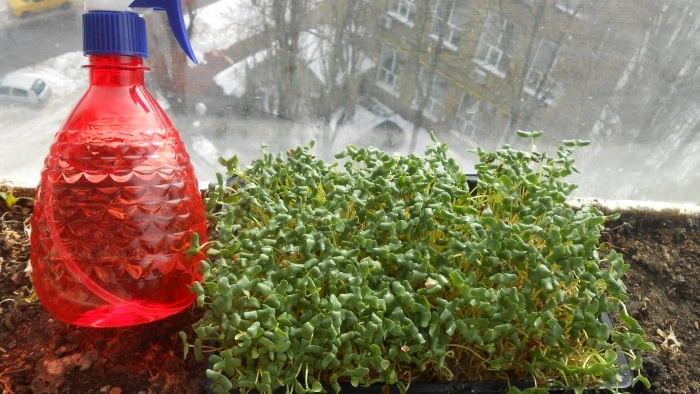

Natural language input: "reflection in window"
[430,0,469,50]
[376,46,402,95]
[452,92,483,138]
[414,68,449,122]
[387,0,416,25]
[524,38,559,105]
[474,12,516,78]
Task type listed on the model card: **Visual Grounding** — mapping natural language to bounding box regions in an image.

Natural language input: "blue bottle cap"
[83,11,148,58]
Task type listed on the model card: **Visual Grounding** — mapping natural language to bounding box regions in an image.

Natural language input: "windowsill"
[410,100,440,122]
[555,4,581,17]
[523,86,537,96]
[422,112,439,122]
[449,127,477,139]
[523,86,556,107]
[386,11,416,28]
[473,61,506,79]
[376,81,401,97]
[429,34,459,52]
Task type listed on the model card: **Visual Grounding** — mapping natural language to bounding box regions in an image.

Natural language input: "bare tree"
[146,0,198,114]
[270,0,305,118]
[316,0,372,125]
[409,0,447,152]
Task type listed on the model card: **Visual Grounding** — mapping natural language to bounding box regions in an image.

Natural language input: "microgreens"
[182,132,653,394]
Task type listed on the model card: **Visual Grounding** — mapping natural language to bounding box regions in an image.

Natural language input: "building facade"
[202,0,661,151]
[360,0,660,149]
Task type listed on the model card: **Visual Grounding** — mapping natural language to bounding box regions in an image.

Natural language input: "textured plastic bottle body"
[30,55,207,327]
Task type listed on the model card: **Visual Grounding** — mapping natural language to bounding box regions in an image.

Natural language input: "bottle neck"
[87,55,146,86]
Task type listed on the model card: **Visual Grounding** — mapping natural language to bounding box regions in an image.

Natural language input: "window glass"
[452,92,483,139]
[414,67,449,122]
[431,0,469,49]
[524,38,560,105]
[31,79,47,95]
[474,11,516,78]
[387,0,417,25]
[377,46,402,95]
[1,0,699,204]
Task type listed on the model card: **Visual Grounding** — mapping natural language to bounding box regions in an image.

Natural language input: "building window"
[414,68,449,122]
[387,0,416,26]
[555,0,582,16]
[376,46,402,95]
[430,0,469,50]
[452,92,483,138]
[474,12,516,78]
[524,38,559,104]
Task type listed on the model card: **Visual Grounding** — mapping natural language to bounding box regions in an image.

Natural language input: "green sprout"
[181,133,653,394]
[0,183,18,210]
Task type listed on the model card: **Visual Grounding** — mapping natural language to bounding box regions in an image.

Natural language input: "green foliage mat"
[182,132,653,394]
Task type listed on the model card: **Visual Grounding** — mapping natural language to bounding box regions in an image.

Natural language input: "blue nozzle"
[129,0,198,64]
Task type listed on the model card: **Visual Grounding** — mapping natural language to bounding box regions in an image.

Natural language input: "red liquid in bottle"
[30,55,207,327]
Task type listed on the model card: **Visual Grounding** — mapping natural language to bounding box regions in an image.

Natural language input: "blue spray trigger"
[129,0,198,64]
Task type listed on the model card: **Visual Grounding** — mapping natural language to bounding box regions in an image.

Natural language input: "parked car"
[0,73,51,105]
[6,0,74,18]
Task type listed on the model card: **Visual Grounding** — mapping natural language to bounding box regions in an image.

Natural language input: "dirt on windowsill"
[0,187,698,394]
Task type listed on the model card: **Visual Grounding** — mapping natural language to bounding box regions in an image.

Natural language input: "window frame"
[12,88,29,98]
[523,38,560,104]
[386,0,417,26]
[414,67,449,122]
[473,12,516,79]
[376,46,402,96]
[452,91,482,138]
[429,0,469,51]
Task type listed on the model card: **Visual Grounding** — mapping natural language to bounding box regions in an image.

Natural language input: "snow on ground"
[18,51,88,93]
[189,0,261,60]
[0,52,87,186]
[298,26,376,86]
[213,49,269,97]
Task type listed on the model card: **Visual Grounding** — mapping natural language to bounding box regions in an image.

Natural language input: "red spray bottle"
[30,0,207,327]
